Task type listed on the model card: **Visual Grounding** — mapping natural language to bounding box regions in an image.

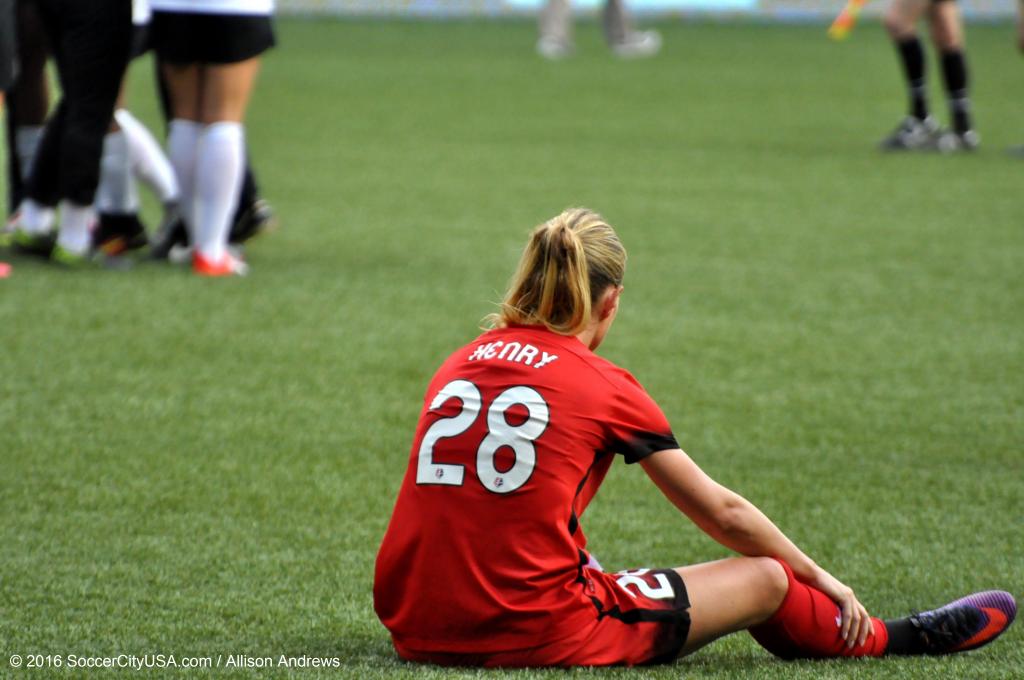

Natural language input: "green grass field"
[1,17,1021,679]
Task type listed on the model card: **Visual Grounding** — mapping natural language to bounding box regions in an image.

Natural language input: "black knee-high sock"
[883,617,919,655]
[940,49,971,133]
[896,37,928,121]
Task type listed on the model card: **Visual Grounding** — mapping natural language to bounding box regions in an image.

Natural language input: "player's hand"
[809,567,874,648]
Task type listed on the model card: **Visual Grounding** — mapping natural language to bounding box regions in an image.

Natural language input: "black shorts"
[149,12,275,65]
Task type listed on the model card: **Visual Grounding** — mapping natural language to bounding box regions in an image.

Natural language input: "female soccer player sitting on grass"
[374,208,1016,667]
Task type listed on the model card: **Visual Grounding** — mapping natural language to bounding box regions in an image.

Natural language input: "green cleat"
[50,244,94,268]
[12,228,57,257]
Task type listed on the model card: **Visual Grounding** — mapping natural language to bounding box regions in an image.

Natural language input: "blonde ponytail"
[487,208,626,336]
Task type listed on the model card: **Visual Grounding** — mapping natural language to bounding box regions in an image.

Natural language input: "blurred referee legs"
[537,0,662,59]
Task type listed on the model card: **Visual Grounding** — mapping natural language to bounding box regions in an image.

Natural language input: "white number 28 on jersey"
[416,379,549,494]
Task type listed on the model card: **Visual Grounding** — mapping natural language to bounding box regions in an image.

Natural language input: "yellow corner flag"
[828,0,868,41]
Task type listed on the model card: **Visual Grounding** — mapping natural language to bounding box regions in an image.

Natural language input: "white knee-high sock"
[56,201,95,255]
[115,109,180,205]
[194,122,244,262]
[96,130,140,215]
[15,125,44,179]
[167,119,202,240]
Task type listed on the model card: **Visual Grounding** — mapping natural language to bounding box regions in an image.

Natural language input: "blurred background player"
[537,0,661,60]
[0,0,15,113]
[91,0,182,257]
[8,0,133,264]
[1019,0,1024,52]
[0,0,13,271]
[148,24,277,261]
[880,0,978,152]
[148,0,275,276]
[4,0,49,221]
[1012,0,1024,156]
[148,71,277,261]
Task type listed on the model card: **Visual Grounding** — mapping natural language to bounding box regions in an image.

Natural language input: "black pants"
[26,0,131,207]
[1,0,16,213]
[0,0,15,92]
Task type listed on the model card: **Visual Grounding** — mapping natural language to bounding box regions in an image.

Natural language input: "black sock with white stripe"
[896,37,928,121]
[940,49,972,134]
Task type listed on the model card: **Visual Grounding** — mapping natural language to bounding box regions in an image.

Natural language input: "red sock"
[749,559,889,659]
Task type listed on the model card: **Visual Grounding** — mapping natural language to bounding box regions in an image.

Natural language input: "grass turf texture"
[1,17,1022,680]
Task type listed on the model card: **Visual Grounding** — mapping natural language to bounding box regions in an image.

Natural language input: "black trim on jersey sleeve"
[609,431,680,465]
[600,364,679,464]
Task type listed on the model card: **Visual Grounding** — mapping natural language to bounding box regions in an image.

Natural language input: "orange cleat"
[192,250,248,277]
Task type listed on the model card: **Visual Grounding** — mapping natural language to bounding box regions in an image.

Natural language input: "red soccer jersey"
[374,324,679,654]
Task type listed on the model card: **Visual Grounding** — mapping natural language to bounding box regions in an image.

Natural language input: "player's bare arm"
[640,448,873,647]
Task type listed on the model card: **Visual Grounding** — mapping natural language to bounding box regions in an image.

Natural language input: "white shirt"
[148,0,274,15]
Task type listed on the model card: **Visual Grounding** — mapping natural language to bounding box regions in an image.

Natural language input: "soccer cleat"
[149,209,188,261]
[229,198,278,244]
[192,250,249,277]
[50,243,94,268]
[168,244,194,265]
[879,116,941,151]
[909,590,1016,655]
[0,212,17,248]
[536,36,574,60]
[611,30,662,59]
[93,213,149,257]
[11,227,56,257]
[937,129,980,153]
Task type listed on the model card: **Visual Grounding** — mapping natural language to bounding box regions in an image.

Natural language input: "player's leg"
[161,60,203,250]
[115,108,180,215]
[537,0,573,59]
[880,0,938,149]
[95,23,180,256]
[929,0,977,150]
[679,556,1016,659]
[6,0,49,209]
[190,57,261,272]
[16,0,132,262]
[5,0,50,240]
[94,85,148,255]
[604,0,661,58]
[675,557,789,655]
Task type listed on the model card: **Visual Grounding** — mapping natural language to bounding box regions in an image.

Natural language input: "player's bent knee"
[756,558,790,613]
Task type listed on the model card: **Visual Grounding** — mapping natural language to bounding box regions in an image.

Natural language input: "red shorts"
[394,567,691,668]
